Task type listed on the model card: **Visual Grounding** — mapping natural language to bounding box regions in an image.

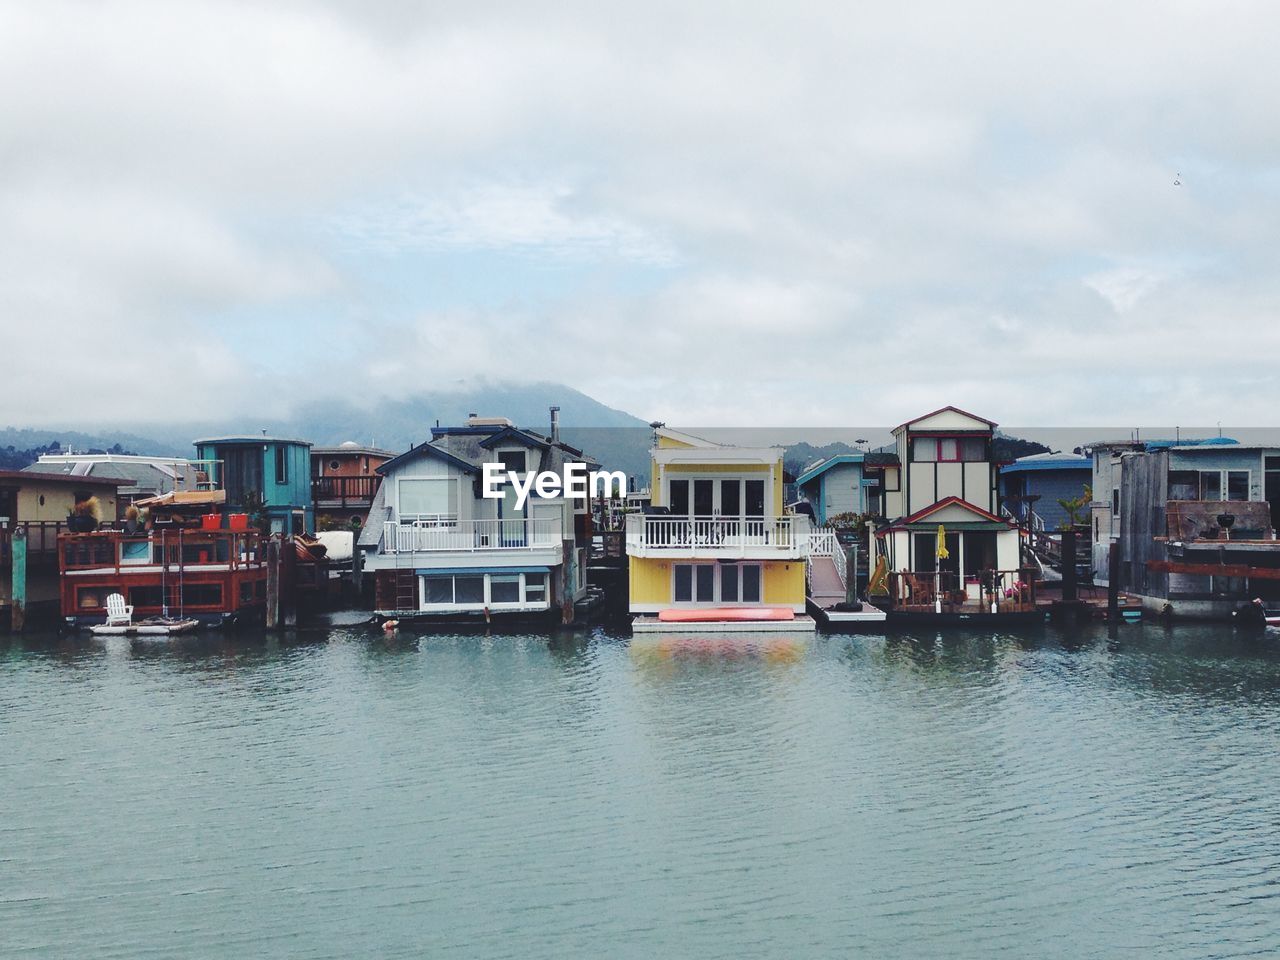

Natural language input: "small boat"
[89,617,200,637]
[658,606,795,623]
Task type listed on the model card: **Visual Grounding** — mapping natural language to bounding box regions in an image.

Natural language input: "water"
[3,620,1280,959]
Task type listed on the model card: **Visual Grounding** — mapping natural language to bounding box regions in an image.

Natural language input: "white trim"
[670,561,764,605]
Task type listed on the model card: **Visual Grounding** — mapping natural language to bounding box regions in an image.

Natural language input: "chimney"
[550,405,561,443]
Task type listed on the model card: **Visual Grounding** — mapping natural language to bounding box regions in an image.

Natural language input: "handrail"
[625,513,810,556]
[382,517,560,553]
[885,568,1036,612]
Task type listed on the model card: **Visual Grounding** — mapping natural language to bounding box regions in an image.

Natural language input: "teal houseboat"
[194,436,314,535]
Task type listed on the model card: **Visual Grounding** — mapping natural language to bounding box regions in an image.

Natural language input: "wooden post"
[10,526,27,633]
[560,540,574,625]
[1061,528,1078,604]
[265,538,280,629]
[281,535,297,628]
[844,542,858,605]
[1107,543,1120,622]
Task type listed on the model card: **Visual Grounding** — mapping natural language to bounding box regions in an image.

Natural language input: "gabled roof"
[797,454,865,486]
[0,470,124,487]
[656,427,720,447]
[876,496,1014,535]
[375,442,480,477]
[893,405,998,432]
[477,426,551,451]
[1000,453,1091,475]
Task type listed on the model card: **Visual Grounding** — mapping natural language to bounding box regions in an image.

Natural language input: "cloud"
[4,0,1280,429]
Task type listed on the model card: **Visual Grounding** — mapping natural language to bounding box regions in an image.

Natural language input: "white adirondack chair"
[105,593,134,627]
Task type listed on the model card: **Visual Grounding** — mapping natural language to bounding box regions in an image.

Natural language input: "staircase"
[809,554,846,608]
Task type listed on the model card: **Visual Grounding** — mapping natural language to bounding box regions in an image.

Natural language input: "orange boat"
[657,607,795,623]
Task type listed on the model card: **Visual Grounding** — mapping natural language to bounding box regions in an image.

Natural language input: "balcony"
[625,513,810,559]
[312,475,381,509]
[382,518,561,554]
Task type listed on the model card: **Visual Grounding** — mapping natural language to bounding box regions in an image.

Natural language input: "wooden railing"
[59,529,266,574]
[626,514,810,557]
[885,569,1037,613]
[382,518,560,554]
[312,475,380,506]
[1,521,67,567]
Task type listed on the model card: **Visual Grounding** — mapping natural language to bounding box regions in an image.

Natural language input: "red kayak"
[658,607,796,623]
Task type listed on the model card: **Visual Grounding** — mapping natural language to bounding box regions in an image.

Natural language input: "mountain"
[3,383,656,478]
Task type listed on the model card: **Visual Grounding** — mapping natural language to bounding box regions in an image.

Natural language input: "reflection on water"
[2,620,1280,959]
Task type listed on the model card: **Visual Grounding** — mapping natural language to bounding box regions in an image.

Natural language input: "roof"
[1147,437,1240,451]
[0,470,124,488]
[1000,453,1091,475]
[893,405,998,432]
[311,445,395,458]
[134,489,227,509]
[194,436,312,447]
[27,458,184,493]
[797,454,865,486]
[863,451,900,468]
[375,441,481,477]
[876,496,1014,535]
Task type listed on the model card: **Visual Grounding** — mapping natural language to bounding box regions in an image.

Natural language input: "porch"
[625,513,810,559]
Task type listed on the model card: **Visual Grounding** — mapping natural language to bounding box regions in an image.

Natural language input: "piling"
[1060,529,1078,604]
[10,527,26,633]
[265,538,280,629]
[1107,543,1120,622]
[844,543,858,605]
[281,536,297,628]
[560,540,574,625]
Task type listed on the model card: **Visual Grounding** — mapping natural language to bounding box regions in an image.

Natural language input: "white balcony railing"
[383,518,560,554]
[625,513,810,557]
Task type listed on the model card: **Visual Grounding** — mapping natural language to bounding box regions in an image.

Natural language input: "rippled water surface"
[4,621,1280,959]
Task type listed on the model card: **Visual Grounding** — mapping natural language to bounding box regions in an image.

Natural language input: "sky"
[4,0,1280,430]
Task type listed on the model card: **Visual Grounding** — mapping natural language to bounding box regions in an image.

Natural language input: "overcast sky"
[4,1,1280,430]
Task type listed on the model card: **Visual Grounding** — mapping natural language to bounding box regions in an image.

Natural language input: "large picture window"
[419,571,550,608]
[912,437,987,463]
[672,563,763,604]
[399,478,457,520]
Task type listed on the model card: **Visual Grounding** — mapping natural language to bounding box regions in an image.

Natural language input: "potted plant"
[67,495,102,533]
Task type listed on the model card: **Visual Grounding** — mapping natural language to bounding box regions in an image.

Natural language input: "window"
[720,564,739,602]
[275,446,289,484]
[669,479,689,515]
[399,478,457,520]
[1200,471,1221,501]
[77,587,106,611]
[674,564,693,602]
[182,583,223,607]
[497,450,527,474]
[424,576,453,604]
[129,585,165,608]
[454,576,485,604]
[491,575,521,604]
[745,480,765,516]
[913,437,938,462]
[1169,471,1198,500]
[912,437,986,462]
[1112,488,1120,515]
[329,459,340,471]
[673,563,762,603]
[1227,471,1249,501]
[524,573,547,603]
[120,540,152,565]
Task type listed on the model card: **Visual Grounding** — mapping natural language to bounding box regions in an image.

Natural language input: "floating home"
[625,427,815,631]
[27,452,211,518]
[1112,441,1280,620]
[359,413,595,624]
[194,436,314,535]
[311,442,393,529]
[999,452,1091,531]
[868,406,1034,625]
[2,471,123,627]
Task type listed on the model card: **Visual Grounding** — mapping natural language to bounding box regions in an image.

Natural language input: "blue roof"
[1000,453,1091,475]
[797,454,864,486]
[1144,437,1239,450]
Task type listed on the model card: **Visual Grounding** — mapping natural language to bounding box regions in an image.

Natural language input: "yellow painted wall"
[629,556,673,603]
[763,560,806,604]
[657,435,696,449]
[14,483,117,523]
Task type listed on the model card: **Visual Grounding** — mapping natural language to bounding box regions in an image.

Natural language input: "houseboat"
[359,411,597,625]
[867,406,1039,627]
[311,442,392,529]
[60,490,269,630]
[626,427,815,632]
[1111,440,1280,621]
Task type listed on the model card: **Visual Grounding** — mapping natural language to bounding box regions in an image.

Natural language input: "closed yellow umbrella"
[933,525,948,613]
